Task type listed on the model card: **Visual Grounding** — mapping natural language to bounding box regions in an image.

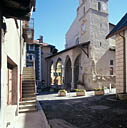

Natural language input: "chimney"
[39,35,43,43]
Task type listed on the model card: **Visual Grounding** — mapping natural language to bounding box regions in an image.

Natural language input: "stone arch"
[65,55,72,90]
[74,54,81,88]
[50,61,55,85]
[56,58,63,85]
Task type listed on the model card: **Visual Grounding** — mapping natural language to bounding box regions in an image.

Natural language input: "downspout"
[119,32,126,94]
[19,20,22,101]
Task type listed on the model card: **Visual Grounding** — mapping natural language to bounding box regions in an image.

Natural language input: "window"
[100,42,102,47]
[27,54,34,61]
[83,6,85,15]
[110,67,113,75]
[98,2,101,11]
[110,60,113,65]
[75,37,79,45]
[29,45,35,51]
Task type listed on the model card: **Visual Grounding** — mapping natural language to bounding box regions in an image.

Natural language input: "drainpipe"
[19,20,22,101]
[119,32,126,94]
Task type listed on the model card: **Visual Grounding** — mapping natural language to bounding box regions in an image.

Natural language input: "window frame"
[110,60,114,66]
[110,67,114,75]
[29,45,35,51]
[27,53,35,61]
[98,2,101,11]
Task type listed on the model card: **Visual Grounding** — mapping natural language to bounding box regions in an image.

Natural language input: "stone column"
[71,64,75,90]
[54,68,57,86]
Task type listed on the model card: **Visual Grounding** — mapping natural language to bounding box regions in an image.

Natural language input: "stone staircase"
[19,67,37,113]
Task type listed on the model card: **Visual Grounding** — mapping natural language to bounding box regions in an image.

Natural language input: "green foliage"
[75,89,85,92]
[94,88,104,91]
[59,89,66,93]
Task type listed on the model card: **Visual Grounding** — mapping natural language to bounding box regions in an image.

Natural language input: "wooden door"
[7,69,13,105]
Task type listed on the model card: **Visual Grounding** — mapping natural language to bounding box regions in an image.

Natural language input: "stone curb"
[36,101,51,128]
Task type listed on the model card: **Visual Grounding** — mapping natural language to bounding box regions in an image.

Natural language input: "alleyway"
[38,92,127,128]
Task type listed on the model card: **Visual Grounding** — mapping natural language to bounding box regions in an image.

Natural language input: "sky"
[32,0,127,51]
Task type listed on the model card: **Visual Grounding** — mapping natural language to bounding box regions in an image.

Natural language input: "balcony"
[1,0,36,21]
[23,18,34,43]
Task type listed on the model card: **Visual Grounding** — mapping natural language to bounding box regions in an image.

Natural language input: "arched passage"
[65,56,72,90]
[74,55,81,88]
[50,62,55,85]
[56,58,62,85]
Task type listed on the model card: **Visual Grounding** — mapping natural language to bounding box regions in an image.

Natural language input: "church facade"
[45,0,116,90]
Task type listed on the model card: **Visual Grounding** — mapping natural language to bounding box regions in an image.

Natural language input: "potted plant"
[117,93,127,100]
[94,88,104,95]
[75,89,86,96]
[58,89,67,96]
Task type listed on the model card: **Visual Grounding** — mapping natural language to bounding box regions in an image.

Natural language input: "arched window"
[98,2,101,11]
[56,59,63,85]
[50,63,55,85]
[75,37,79,45]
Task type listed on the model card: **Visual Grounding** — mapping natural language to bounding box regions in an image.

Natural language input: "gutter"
[119,32,126,93]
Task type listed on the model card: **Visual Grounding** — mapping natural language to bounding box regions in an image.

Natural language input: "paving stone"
[49,119,78,128]
[90,105,110,110]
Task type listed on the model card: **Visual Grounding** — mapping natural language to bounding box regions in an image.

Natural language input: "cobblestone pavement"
[38,91,127,128]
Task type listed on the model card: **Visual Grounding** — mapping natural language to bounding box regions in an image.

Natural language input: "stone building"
[106,13,127,94]
[26,36,57,87]
[0,0,35,128]
[45,0,116,90]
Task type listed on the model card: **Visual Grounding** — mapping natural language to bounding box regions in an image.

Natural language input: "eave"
[1,0,36,21]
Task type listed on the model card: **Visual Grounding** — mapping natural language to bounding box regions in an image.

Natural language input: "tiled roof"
[106,13,127,39]
[28,40,51,47]
[46,41,90,59]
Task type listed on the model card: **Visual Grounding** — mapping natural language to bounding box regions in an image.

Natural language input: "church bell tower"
[78,0,109,61]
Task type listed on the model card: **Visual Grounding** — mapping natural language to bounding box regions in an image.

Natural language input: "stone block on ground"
[49,119,78,128]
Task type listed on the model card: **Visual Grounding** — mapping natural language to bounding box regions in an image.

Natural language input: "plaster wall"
[1,19,26,128]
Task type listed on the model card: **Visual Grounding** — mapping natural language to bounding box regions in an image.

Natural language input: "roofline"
[46,41,90,59]
[106,26,127,39]
[109,22,116,27]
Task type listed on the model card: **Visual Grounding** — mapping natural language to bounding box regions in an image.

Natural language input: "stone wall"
[115,33,124,93]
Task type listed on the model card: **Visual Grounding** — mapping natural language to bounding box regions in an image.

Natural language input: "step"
[19,103,36,109]
[23,69,34,71]
[22,90,35,93]
[22,83,35,85]
[20,100,36,105]
[22,74,35,78]
[22,97,36,101]
[22,87,35,90]
[22,94,36,98]
[22,80,35,83]
[22,78,35,80]
[23,72,35,75]
[23,75,35,77]
[22,88,35,91]
[23,73,35,75]
[19,107,37,113]
[22,92,36,95]
[22,84,35,87]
